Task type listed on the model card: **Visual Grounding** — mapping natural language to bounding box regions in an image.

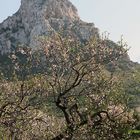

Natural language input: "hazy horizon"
[0,0,140,63]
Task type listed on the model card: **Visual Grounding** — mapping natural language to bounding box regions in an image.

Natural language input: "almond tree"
[39,34,136,140]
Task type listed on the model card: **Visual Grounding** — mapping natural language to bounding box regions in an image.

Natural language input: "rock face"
[0,0,99,54]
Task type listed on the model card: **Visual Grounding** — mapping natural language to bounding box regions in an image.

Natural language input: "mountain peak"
[0,0,98,54]
[20,0,79,21]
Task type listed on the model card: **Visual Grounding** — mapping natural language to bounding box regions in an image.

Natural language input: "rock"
[0,0,99,54]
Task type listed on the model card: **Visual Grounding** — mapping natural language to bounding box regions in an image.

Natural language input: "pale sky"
[0,0,140,63]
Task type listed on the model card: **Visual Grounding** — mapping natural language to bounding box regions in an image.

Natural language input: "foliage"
[0,34,139,139]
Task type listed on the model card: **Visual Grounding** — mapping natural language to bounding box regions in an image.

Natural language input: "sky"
[0,0,140,63]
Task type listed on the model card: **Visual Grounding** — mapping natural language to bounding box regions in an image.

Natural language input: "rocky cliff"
[0,0,99,54]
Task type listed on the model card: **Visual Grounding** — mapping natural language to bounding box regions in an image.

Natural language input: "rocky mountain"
[0,0,99,54]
